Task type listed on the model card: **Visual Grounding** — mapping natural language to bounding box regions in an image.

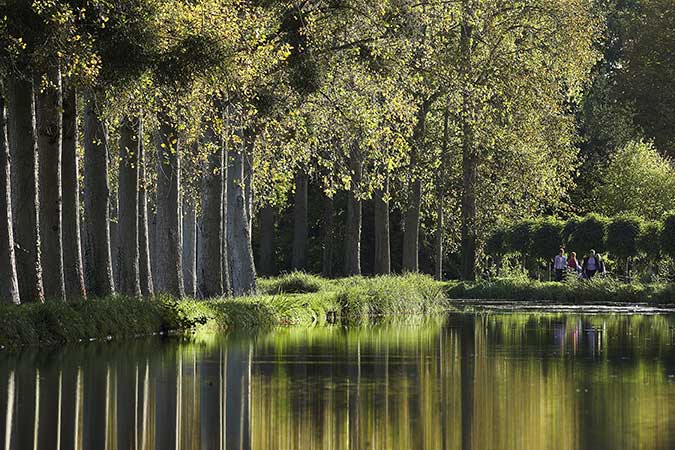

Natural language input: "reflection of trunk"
[291,171,308,270]
[322,194,334,277]
[182,198,196,298]
[0,93,20,304]
[402,102,429,273]
[226,118,256,296]
[460,314,475,450]
[344,146,362,276]
[36,66,65,300]
[155,111,184,297]
[138,118,154,297]
[257,205,275,276]
[460,1,477,281]
[198,117,224,298]
[62,85,86,299]
[373,177,390,275]
[8,75,44,302]
[83,89,114,297]
[117,116,141,297]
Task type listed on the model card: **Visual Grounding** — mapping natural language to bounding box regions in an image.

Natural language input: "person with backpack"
[582,250,603,279]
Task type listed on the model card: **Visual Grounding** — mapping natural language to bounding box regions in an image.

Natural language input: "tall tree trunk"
[110,189,119,283]
[435,108,450,281]
[226,118,256,296]
[344,146,362,276]
[0,89,20,304]
[435,195,443,280]
[83,89,114,297]
[198,117,224,298]
[149,208,158,290]
[402,102,429,273]
[460,1,477,281]
[35,66,65,300]
[182,198,196,298]
[61,84,86,299]
[291,171,308,271]
[154,111,184,298]
[244,151,253,238]
[322,194,334,278]
[373,176,391,275]
[116,116,141,297]
[137,117,154,297]
[257,205,275,277]
[7,74,44,303]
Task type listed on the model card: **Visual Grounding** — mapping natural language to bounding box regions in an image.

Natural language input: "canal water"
[1,312,675,449]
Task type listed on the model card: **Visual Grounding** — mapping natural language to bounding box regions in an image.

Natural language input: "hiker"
[553,248,567,281]
[567,251,582,274]
[582,250,603,279]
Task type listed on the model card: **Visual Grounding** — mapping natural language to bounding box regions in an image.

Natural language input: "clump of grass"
[258,271,327,295]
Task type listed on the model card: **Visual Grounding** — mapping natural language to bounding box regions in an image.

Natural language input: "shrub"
[567,214,608,254]
[485,227,508,258]
[259,271,325,294]
[506,220,534,255]
[638,221,662,258]
[529,218,564,261]
[606,215,643,260]
[661,212,675,259]
[562,216,580,246]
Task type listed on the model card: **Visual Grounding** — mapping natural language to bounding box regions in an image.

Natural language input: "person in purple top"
[582,250,603,279]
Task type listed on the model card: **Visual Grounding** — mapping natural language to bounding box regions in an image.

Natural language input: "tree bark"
[137,117,154,297]
[7,74,44,303]
[226,118,256,296]
[257,205,275,277]
[83,89,114,297]
[402,102,429,273]
[198,114,224,298]
[344,146,362,276]
[182,198,196,298]
[154,112,184,298]
[435,108,450,281]
[322,194,334,278]
[373,176,391,275]
[61,84,86,299]
[0,89,20,304]
[291,171,308,271]
[460,1,477,281]
[435,195,444,280]
[116,115,141,297]
[35,66,65,300]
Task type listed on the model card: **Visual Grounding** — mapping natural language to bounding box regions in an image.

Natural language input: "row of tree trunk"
[0,73,257,304]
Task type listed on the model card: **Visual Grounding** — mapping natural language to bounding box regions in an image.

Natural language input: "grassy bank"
[445,277,675,304]
[0,274,448,348]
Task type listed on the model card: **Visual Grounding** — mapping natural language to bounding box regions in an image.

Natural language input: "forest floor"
[1,273,673,349]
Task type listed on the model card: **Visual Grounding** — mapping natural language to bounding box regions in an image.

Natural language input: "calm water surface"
[1,312,675,450]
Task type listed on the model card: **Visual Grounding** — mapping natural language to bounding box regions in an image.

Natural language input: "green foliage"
[258,271,326,294]
[506,220,534,255]
[660,212,675,259]
[638,221,662,258]
[606,216,643,259]
[568,214,607,254]
[485,228,508,257]
[589,140,675,219]
[529,218,564,261]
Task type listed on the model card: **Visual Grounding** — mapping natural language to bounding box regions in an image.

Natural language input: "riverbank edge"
[0,274,449,348]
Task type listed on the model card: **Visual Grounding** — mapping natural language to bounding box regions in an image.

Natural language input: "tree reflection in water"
[0,313,674,450]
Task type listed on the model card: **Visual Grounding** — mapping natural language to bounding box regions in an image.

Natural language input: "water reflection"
[1,313,675,450]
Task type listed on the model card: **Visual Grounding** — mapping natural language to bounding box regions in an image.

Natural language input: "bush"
[529,218,564,261]
[506,220,534,255]
[567,214,608,254]
[485,227,508,258]
[638,221,662,258]
[661,212,675,258]
[606,215,643,260]
[258,271,325,294]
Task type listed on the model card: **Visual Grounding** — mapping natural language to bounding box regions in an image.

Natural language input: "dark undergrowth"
[0,274,448,348]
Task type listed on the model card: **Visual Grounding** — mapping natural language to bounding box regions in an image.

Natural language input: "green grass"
[444,277,675,304]
[0,274,448,348]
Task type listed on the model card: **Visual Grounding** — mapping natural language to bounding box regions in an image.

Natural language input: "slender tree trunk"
[257,205,275,277]
[291,171,308,271]
[83,89,114,297]
[198,117,224,298]
[7,74,44,303]
[373,176,391,275]
[244,151,253,238]
[137,117,154,297]
[402,102,428,273]
[0,90,20,304]
[322,194,334,278]
[435,194,443,280]
[182,198,196,298]
[460,1,477,281]
[154,111,184,298]
[35,66,65,300]
[110,189,119,283]
[116,116,141,297]
[435,108,450,281]
[149,208,158,290]
[61,84,86,299]
[226,118,256,296]
[344,146,362,276]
